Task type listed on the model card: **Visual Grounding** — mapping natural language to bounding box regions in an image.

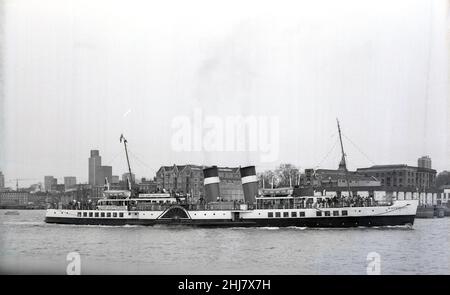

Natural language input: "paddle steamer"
[45,122,418,227]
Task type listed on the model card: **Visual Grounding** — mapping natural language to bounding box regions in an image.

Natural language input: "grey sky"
[1,0,449,187]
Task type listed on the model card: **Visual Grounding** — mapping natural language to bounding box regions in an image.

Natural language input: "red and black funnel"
[240,166,258,204]
[203,166,220,203]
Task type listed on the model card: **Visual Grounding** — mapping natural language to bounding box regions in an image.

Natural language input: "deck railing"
[129,199,392,212]
[56,199,393,212]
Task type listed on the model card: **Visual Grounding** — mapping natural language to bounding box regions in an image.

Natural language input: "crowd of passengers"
[49,194,384,211]
[309,195,378,208]
[47,200,96,210]
[259,195,382,210]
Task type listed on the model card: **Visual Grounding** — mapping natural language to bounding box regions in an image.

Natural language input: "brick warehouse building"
[356,164,436,190]
[155,164,244,201]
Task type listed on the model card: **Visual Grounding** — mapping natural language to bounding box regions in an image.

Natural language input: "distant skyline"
[1,0,449,188]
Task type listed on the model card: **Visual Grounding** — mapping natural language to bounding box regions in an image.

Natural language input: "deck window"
[283,212,289,218]
[77,212,81,217]
[113,213,117,218]
[268,212,273,218]
[95,212,99,217]
[83,212,87,217]
[101,212,105,217]
[325,211,330,217]
[119,213,124,218]
[342,210,348,216]
[291,212,297,218]
[107,212,111,217]
[299,211,305,217]
[333,211,339,216]
[89,212,93,217]
[275,212,281,218]
[316,211,322,217]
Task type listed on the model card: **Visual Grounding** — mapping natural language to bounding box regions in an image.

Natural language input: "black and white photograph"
[0,0,449,282]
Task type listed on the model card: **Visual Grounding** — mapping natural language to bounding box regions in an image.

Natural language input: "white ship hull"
[45,200,418,228]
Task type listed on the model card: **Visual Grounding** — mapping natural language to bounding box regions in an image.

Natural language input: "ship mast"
[120,134,134,188]
[336,119,352,198]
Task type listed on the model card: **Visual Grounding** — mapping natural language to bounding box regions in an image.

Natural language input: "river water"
[0,210,448,275]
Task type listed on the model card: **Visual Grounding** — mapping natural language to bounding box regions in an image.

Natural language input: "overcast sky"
[0,0,449,186]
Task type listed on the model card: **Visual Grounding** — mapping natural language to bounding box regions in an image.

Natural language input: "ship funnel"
[240,166,258,204]
[203,166,220,203]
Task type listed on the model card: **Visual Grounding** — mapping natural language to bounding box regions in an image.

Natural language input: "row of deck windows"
[77,212,125,218]
[267,210,348,218]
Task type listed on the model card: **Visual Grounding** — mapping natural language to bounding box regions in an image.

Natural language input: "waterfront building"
[356,164,436,190]
[44,176,57,192]
[155,164,244,201]
[64,176,77,190]
[52,183,65,192]
[25,193,47,208]
[0,191,30,208]
[0,171,4,188]
[156,165,203,197]
[300,160,380,188]
[138,178,157,193]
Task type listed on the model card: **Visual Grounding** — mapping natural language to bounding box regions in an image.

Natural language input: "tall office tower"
[89,150,102,185]
[44,176,57,192]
